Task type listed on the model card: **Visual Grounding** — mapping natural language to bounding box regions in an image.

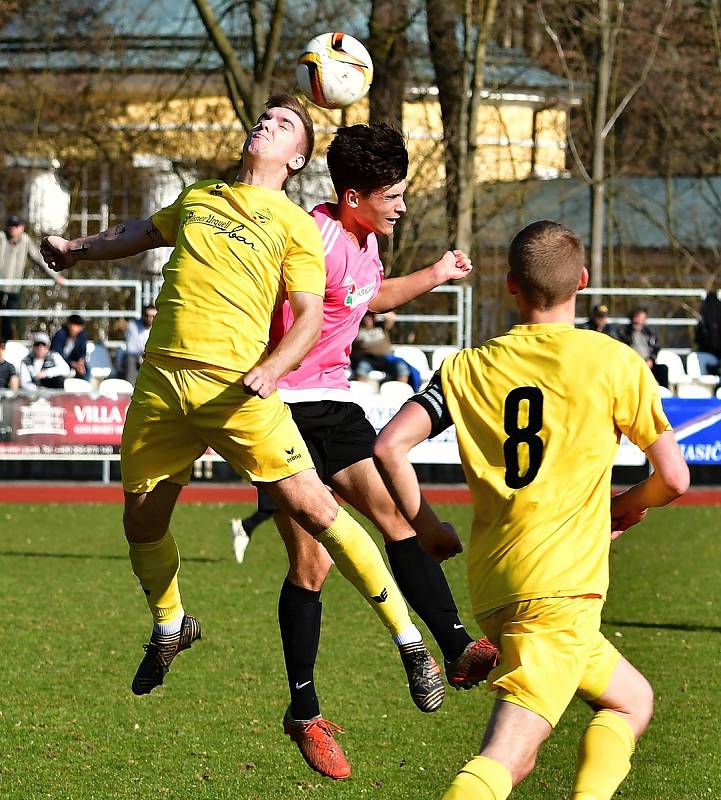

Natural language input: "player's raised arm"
[373,398,462,562]
[40,217,170,271]
[610,430,689,539]
[243,290,322,399]
[369,249,472,313]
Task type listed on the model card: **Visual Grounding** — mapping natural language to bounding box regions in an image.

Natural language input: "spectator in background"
[0,339,19,390]
[19,331,70,391]
[51,314,88,379]
[578,303,618,336]
[696,289,721,360]
[351,311,420,390]
[0,215,65,340]
[617,307,669,388]
[124,304,157,383]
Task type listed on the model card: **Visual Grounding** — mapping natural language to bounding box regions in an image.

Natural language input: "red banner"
[0,393,130,455]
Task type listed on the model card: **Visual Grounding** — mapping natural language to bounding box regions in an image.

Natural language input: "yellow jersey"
[147,180,326,372]
[433,323,669,617]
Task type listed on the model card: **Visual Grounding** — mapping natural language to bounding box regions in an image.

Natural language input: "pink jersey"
[271,203,384,397]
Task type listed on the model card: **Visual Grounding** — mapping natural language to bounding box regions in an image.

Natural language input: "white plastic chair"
[87,341,113,381]
[677,383,715,398]
[4,340,29,370]
[392,345,431,380]
[379,380,414,403]
[349,380,376,399]
[655,349,691,390]
[63,377,93,394]
[430,346,460,372]
[686,351,720,388]
[97,378,135,397]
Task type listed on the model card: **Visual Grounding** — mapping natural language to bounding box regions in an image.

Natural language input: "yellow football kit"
[121,180,326,493]
[122,181,417,647]
[416,323,670,725]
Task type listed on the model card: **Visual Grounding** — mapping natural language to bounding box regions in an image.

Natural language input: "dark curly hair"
[326,122,408,198]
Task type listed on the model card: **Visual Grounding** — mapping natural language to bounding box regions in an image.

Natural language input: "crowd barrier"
[2,393,721,483]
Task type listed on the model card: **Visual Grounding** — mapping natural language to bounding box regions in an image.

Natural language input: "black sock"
[278,579,322,721]
[386,537,472,662]
[242,510,273,537]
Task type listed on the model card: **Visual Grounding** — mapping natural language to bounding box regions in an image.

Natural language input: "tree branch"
[601,0,674,139]
[191,0,254,127]
[259,0,285,87]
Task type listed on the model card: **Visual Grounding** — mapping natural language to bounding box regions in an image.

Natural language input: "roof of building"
[473,175,721,250]
[0,3,575,101]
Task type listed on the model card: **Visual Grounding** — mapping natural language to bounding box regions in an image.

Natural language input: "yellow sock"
[128,531,183,625]
[314,507,412,635]
[443,755,512,800]
[571,710,635,800]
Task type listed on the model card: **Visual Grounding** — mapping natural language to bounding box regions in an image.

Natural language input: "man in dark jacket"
[51,314,88,379]
[577,303,618,336]
[617,307,668,387]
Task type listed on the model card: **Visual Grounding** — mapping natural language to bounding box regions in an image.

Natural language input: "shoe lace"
[305,718,345,739]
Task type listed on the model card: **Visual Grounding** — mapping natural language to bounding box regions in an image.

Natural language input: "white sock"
[154,609,185,637]
[393,624,423,646]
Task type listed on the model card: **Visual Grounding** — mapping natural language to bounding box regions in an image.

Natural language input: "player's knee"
[123,501,164,543]
[289,494,338,534]
[629,676,654,736]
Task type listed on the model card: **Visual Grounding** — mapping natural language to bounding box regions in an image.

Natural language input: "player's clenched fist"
[243,363,280,399]
[434,249,473,283]
[40,236,82,271]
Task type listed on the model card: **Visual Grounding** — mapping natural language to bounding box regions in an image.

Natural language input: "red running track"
[1,483,721,505]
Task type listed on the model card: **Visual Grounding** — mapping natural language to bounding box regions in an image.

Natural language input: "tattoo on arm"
[114,224,126,235]
[145,223,162,241]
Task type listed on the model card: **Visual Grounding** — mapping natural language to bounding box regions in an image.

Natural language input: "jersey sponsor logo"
[343,277,376,307]
[372,587,388,603]
[213,222,258,251]
[252,208,272,224]
[183,210,231,232]
[209,183,224,197]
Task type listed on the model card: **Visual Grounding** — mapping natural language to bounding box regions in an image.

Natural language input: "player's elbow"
[666,463,690,498]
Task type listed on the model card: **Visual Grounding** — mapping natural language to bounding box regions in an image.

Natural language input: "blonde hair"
[508,220,585,310]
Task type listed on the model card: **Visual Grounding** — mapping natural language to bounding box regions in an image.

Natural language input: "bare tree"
[191,0,286,131]
[537,0,674,290]
[426,0,498,253]
[368,0,408,128]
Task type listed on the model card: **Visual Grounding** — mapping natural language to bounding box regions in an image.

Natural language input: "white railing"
[0,278,143,319]
[394,284,473,350]
[577,286,706,329]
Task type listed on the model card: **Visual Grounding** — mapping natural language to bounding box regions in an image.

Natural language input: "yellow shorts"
[120,356,314,494]
[478,596,620,727]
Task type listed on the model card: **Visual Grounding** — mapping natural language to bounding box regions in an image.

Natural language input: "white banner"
[359,396,646,467]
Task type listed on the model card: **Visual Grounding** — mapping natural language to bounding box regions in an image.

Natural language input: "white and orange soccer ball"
[296,32,373,110]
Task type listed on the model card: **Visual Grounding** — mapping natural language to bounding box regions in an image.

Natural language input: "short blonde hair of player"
[508,220,585,310]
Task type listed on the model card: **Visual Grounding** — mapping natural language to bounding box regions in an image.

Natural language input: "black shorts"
[256,400,376,514]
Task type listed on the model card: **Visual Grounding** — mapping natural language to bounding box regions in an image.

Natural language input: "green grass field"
[1,502,720,799]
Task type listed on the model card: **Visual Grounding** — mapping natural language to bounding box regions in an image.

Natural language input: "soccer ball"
[296,32,373,110]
